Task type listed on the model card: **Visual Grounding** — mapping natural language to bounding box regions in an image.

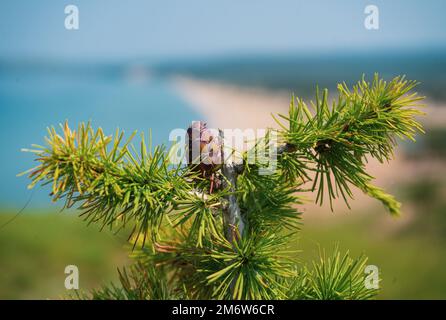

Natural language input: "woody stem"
[219,129,245,243]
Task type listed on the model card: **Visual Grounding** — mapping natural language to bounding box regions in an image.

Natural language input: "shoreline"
[173,76,446,222]
[174,76,446,129]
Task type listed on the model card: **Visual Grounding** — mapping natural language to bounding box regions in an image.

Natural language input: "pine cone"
[186,121,222,176]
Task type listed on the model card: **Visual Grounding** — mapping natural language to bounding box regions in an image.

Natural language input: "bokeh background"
[1,0,446,299]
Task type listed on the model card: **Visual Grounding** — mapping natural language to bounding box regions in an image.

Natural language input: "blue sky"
[0,0,445,61]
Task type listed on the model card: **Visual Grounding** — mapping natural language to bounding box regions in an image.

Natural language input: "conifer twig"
[20,74,425,300]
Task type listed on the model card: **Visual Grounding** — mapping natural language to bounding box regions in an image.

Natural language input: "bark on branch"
[218,131,295,243]
[219,129,245,243]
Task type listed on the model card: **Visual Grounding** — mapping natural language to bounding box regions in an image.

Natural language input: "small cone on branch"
[186,121,223,193]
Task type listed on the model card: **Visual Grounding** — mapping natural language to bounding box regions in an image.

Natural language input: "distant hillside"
[2,49,445,100]
[155,50,446,101]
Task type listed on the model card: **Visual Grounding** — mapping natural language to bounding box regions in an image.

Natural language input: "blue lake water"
[0,69,201,208]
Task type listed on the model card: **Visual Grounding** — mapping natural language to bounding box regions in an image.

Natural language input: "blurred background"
[1,0,446,299]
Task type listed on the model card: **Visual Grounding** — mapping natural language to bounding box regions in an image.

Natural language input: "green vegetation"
[416,127,446,158]
[14,75,427,299]
[3,199,446,299]
[0,211,129,299]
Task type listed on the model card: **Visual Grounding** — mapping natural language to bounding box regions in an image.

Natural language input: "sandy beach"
[173,76,446,223]
[173,76,291,130]
[174,76,446,129]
